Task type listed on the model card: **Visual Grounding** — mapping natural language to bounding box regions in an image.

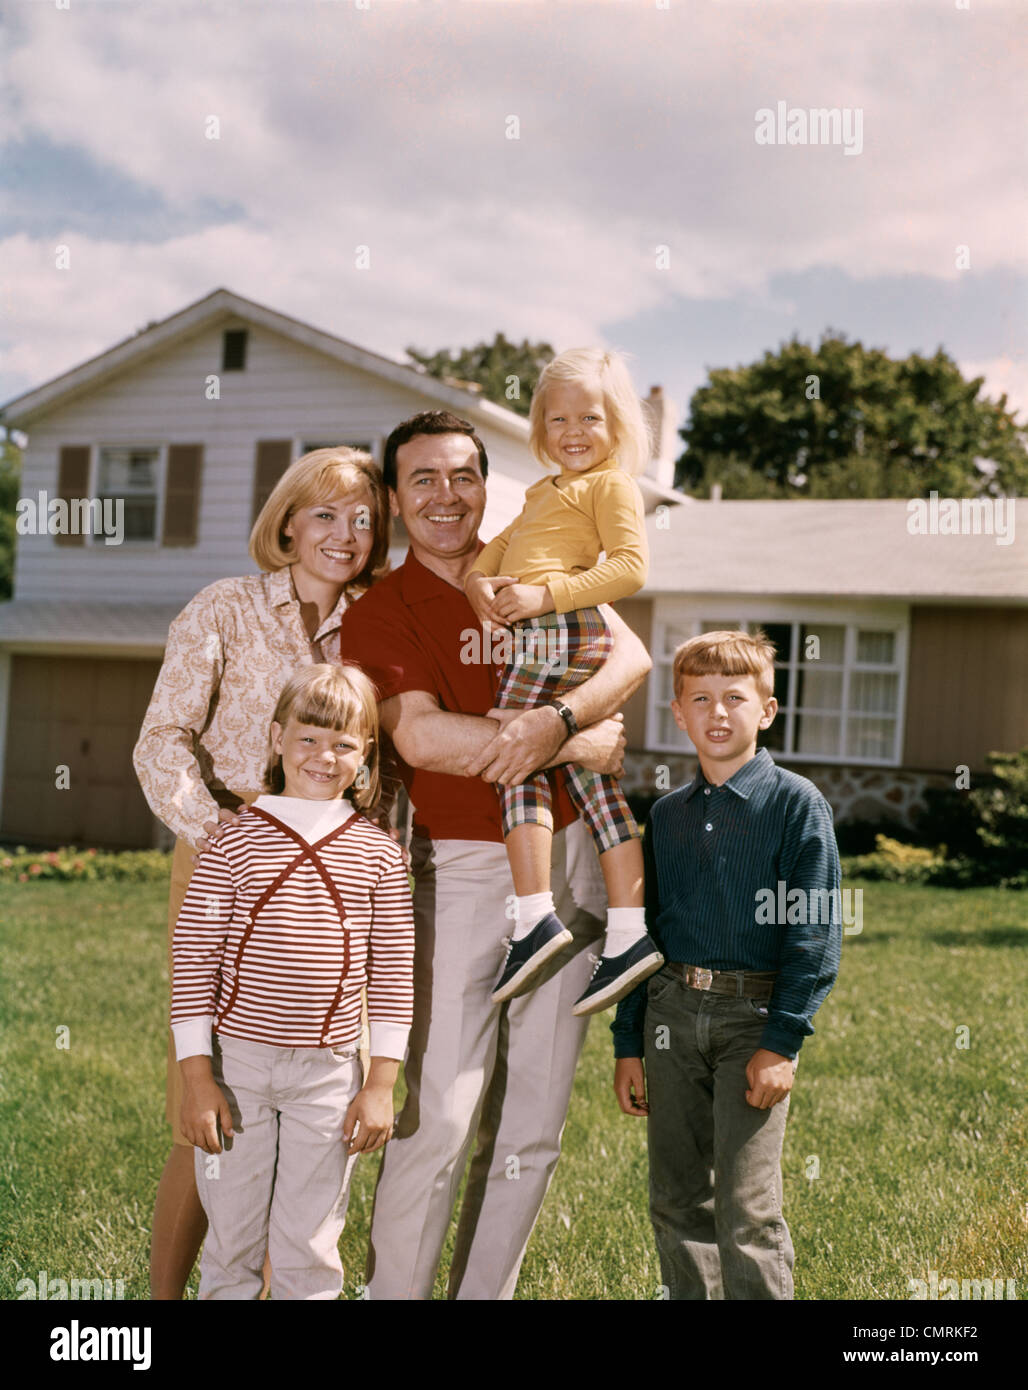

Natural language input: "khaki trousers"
[195,1034,362,1300]
[366,821,605,1300]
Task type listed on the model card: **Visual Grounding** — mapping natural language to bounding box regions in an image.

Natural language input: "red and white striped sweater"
[171,800,414,1059]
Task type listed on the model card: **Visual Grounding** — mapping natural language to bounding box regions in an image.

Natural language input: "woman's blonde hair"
[528,348,652,477]
[249,447,390,594]
[263,663,381,813]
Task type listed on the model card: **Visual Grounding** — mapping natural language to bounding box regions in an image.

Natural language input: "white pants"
[366,821,605,1300]
[196,1034,362,1300]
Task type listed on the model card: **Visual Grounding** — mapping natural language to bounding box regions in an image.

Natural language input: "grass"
[1,878,1025,1300]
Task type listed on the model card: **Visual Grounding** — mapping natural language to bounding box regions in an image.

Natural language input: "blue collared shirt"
[611,748,841,1060]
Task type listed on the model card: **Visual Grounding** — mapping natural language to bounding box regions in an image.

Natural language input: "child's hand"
[614,1057,649,1116]
[343,1056,400,1155]
[490,581,554,624]
[744,1049,795,1109]
[180,1066,234,1154]
[464,571,507,627]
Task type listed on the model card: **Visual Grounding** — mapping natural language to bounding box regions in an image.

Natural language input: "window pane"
[801,624,844,664]
[773,665,790,705]
[659,706,690,748]
[98,447,158,493]
[663,622,693,657]
[857,630,895,665]
[797,667,843,709]
[701,620,739,633]
[796,713,842,757]
[97,447,158,541]
[850,671,899,715]
[846,717,896,760]
[123,498,157,541]
[763,622,793,663]
[655,662,676,705]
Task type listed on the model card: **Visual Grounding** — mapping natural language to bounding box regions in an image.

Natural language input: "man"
[339,410,651,1299]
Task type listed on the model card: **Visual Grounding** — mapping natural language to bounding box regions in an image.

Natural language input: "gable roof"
[645,499,1027,603]
[0,287,534,438]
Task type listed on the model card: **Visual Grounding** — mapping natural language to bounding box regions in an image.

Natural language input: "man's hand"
[194,807,242,862]
[464,705,566,785]
[180,1057,234,1153]
[745,1048,795,1109]
[562,714,626,777]
[614,1057,649,1116]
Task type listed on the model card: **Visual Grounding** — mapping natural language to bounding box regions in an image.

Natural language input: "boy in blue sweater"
[613,630,841,1299]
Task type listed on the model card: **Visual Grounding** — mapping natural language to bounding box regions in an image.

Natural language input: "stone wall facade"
[622,750,954,829]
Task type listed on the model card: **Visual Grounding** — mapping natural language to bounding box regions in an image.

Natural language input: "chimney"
[642,385,679,488]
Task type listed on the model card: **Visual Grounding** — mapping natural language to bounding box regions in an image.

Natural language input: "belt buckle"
[691,967,714,990]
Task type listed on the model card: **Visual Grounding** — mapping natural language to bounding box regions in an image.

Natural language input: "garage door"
[1,655,162,849]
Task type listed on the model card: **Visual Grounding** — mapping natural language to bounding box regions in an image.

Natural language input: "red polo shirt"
[339,548,576,844]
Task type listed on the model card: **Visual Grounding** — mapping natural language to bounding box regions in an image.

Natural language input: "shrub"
[967,748,1028,888]
[0,846,172,884]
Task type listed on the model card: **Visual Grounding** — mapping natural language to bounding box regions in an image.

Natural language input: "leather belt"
[665,962,777,999]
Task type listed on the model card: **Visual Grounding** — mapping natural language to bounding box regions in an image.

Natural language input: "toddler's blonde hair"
[528,348,651,477]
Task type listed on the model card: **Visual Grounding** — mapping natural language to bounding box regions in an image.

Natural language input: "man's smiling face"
[390,432,486,577]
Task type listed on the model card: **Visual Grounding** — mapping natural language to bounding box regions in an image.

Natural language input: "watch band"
[549,701,579,737]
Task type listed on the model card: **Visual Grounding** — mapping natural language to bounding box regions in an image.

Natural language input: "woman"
[133,447,391,1299]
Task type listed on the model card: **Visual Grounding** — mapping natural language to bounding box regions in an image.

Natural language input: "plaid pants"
[497,608,639,855]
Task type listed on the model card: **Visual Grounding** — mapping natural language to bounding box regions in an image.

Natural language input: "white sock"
[512,892,555,941]
[603,907,647,959]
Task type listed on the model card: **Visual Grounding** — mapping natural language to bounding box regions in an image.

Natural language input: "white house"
[0,288,684,847]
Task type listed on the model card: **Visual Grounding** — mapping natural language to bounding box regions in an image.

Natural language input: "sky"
[1,0,1026,436]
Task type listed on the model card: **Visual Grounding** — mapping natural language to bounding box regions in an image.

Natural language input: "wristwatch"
[549,701,579,737]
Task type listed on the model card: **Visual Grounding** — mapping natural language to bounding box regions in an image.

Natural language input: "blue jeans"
[643,969,795,1299]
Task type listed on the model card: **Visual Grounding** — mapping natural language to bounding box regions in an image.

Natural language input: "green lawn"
[1,878,1025,1300]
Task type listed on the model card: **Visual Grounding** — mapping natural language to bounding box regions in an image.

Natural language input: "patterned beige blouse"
[133,567,351,848]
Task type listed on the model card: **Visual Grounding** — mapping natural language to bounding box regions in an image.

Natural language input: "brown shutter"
[162,444,203,546]
[55,446,91,547]
[252,440,293,524]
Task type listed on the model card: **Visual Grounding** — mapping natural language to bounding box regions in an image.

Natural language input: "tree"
[675,334,1028,498]
[0,435,21,601]
[406,333,555,418]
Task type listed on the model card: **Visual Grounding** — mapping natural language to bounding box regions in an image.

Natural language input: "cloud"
[2,0,1025,402]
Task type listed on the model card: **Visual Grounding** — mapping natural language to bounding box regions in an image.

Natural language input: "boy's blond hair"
[264,663,381,812]
[528,347,652,477]
[672,630,777,704]
[249,446,390,592]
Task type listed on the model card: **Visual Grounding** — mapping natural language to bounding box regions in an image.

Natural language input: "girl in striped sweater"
[171,664,414,1300]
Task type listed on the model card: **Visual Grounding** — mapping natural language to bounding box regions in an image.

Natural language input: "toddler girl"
[171,663,414,1299]
[465,348,663,1016]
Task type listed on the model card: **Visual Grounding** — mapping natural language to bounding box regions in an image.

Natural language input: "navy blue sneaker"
[491,913,573,1004]
[572,935,664,1016]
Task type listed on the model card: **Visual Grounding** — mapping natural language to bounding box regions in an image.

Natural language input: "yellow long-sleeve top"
[468,457,648,613]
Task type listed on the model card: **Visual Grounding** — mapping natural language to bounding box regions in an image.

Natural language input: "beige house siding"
[903,605,1028,773]
[614,596,653,749]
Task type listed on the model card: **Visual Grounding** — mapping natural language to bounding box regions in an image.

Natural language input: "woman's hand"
[194,807,243,862]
